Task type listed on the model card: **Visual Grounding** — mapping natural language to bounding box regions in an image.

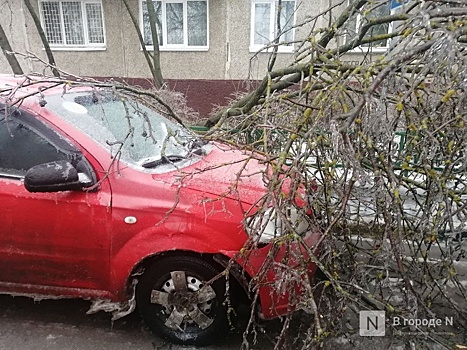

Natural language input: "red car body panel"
[0,77,320,320]
[221,229,320,318]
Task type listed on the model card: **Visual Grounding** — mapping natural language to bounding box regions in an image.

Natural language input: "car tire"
[136,255,229,346]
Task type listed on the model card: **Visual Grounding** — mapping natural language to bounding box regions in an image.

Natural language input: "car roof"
[0,74,58,90]
[0,75,100,107]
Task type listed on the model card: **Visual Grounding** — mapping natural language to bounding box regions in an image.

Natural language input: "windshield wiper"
[141,154,186,168]
[141,139,207,169]
[188,139,208,156]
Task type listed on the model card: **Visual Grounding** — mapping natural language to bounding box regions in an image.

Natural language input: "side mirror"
[24,160,84,193]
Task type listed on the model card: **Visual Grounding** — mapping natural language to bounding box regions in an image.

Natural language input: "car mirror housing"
[24,160,84,193]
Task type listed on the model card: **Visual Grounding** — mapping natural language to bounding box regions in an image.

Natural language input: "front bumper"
[223,228,322,319]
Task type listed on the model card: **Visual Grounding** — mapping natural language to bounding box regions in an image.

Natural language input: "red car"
[0,75,320,345]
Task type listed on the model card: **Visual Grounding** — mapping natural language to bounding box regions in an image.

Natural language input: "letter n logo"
[359,311,386,336]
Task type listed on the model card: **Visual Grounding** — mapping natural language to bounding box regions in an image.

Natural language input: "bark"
[122,0,164,89]
[146,0,164,87]
[267,0,282,73]
[23,0,60,77]
[0,22,23,75]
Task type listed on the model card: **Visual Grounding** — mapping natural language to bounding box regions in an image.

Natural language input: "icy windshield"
[44,91,192,166]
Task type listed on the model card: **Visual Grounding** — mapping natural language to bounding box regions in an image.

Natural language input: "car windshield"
[44,91,191,166]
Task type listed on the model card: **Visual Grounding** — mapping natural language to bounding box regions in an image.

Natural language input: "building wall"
[1,0,325,79]
[0,1,29,74]
[225,0,321,80]
[0,0,327,115]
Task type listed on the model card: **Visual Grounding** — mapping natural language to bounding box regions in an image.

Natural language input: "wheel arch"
[110,222,248,300]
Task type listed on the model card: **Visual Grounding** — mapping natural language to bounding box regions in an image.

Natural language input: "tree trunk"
[23,0,60,77]
[146,0,164,87]
[122,0,164,89]
[267,0,282,72]
[0,23,24,75]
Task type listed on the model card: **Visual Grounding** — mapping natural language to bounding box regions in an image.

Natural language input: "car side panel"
[107,172,249,299]
[0,175,112,290]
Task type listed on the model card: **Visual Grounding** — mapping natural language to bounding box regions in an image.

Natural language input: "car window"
[0,109,80,178]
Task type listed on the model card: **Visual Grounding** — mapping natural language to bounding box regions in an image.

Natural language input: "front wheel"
[136,255,228,346]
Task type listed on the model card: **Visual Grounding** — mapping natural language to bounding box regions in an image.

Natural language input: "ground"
[0,294,464,349]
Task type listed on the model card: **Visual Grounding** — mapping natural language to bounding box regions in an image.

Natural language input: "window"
[141,0,208,51]
[345,1,392,50]
[39,0,105,49]
[250,1,295,53]
[0,109,78,177]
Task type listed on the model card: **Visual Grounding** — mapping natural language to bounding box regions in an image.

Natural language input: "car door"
[0,107,112,292]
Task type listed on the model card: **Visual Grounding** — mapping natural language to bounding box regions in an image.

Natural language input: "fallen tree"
[201,0,467,348]
[1,0,466,348]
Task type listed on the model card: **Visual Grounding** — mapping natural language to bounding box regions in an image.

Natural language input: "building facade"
[0,0,389,116]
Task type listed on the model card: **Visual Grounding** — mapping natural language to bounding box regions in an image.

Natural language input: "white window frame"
[140,0,209,52]
[39,0,106,51]
[250,0,296,53]
[346,0,394,52]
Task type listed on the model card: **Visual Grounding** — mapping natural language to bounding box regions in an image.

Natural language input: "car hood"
[156,144,269,206]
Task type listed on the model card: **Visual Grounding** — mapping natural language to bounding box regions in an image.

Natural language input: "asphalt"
[0,295,248,350]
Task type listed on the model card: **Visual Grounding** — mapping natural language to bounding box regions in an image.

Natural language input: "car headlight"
[245,206,310,244]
